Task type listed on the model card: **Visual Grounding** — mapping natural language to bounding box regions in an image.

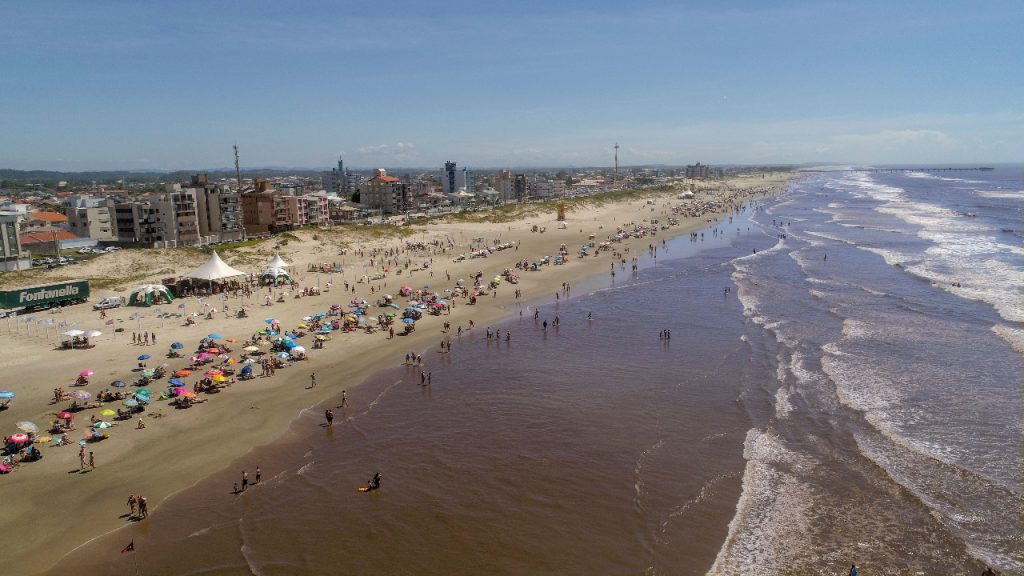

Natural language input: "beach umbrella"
[285,332,299,339]
[7,433,30,444]
[0,391,14,399]
[318,327,332,333]
[93,421,113,429]
[240,365,253,376]
[211,374,227,382]
[111,380,127,388]
[264,318,275,324]
[289,346,306,357]
[296,323,308,329]
[168,378,185,387]
[62,329,85,337]
[174,370,191,377]
[137,354,151,361]
[84,330,103,338]
[100,409,116,416]
[170,342,184,349]
[243,346,259,353]
[80,370,94,377]
[265,330,278,336]
[72,390,91,400]
[204,369,222,377]
[16,421,39,433]
[57,411,74,419]
[276,352,290,360]
[315,335,327,341]
[123,399,139,407]
[402,318,415,325]
[36,436,53,443]
[242,358,255,364]
[180,389,197,398]
[141,370,155,378]
[207,333,222,339]
[206,347,220,354]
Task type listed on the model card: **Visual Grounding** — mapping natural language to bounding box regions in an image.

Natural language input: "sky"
[1,0,1021,171]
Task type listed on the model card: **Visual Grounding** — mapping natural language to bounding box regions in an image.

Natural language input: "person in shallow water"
[360,472,382,492]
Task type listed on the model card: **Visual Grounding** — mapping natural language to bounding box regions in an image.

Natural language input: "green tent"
[127,284,174,306]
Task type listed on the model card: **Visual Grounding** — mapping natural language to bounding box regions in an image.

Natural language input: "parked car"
[92,297,124,310]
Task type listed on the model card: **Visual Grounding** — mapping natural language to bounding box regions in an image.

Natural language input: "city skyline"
[2,0,1022,171]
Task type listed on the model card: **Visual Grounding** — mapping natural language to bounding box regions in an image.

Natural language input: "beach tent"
[259,253,292,285]
[182,251,246,283]
[128,284,174,306]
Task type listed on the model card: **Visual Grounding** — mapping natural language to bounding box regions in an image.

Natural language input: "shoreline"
[0,175,792,575]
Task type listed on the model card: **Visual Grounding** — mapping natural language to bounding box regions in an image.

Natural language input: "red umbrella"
[205,348,220,354]
[204,370,222,377]
[8,433,30,444]
[57,411,74,420]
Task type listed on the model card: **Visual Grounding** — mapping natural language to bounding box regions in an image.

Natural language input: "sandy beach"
[0,174,790,575]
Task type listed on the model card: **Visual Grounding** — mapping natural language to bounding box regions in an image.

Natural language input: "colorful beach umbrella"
[93,421,113,429]
[123,399,139,407]
[57,411,74,419]
[207,333,222,339]
[84,330,103,338]
[0,391,14,399]
[168,378,185,387]
[243,346,259,352]
[174,369,191,377]
[204,370,222,377]
[72,390,91,400]
[111,380,128,388]
[16,421,38,433]
[276,352,290,360]
[100,409,116,416]
[211,375,227,382]
[141,370,155,378]
[170,342,184,349]
[80,370,94,377]
[137,355,150,361]
[8,433,30,444]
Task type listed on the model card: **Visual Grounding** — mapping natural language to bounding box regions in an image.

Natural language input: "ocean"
[53,167,1022,575]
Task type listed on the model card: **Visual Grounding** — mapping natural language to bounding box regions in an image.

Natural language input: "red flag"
[121,540,134,553]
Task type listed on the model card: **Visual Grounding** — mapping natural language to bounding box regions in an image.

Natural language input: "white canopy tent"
[128,284,174,306]
[259,253,292,285]
[182,251,247,283]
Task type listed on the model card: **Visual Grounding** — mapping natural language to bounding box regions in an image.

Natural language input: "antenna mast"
[233,144,242,189]
[614,142,619,176]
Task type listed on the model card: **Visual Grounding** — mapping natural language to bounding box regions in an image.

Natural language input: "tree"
[351,190,360,203]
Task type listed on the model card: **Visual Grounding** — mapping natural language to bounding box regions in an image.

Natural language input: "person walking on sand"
[127,494,137,518]
[427,372,432,386]
[151,332,156,345]
[255,466,261,484]
[88,451,95,470]
[325,409,334,426]
[339,390,348,408]
[138,496,148,518]
[242,470,249,491]
[79,446,86,471]
[309,372,316,389]
[849,564,857,576]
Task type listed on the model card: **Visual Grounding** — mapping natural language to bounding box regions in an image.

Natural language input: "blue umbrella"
[207,333,222,339]
[276,352,290,360]
[170,342,184,349]
[0,391,15,399]
[281,340,296,349]
[402,318,415,325]
[240,365,253,375]
[123,398,139,407]
[266,330,278,336]
[285,332,299,339]
[137,354,151,361]
[168,378,185,387]
[264,318,275,324]
[318,327,332,333]
[110,380,127,388]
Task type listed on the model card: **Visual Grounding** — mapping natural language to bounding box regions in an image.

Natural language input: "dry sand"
[0,174,791,574]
